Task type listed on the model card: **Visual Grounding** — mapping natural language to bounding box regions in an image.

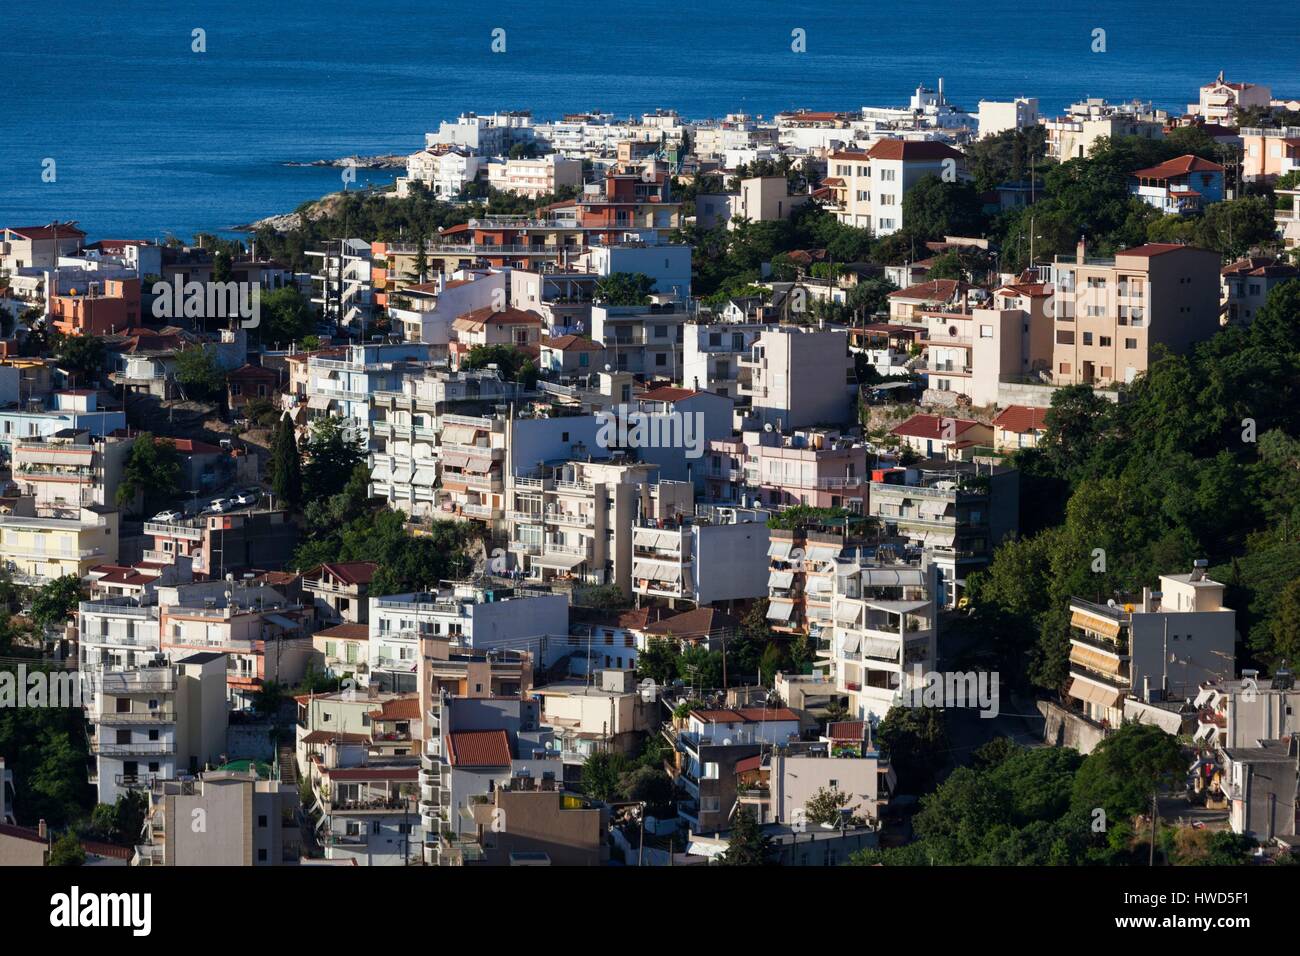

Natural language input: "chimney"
[38,819,47,840]
[1190,558,1208,582]
[1075,237,1086,265]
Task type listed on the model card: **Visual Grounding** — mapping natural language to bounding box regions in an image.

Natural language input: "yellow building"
[0,505,119,584]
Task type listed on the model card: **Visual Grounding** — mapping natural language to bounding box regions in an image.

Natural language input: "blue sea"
[2,0,1296,240]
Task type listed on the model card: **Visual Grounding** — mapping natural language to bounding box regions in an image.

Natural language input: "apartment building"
[663,706,801,833]
[1219,738,1298,844]
[590,300,688,376]
[1221,256,1300,325]
[0,504,119,585]
[1049,242,1223,387]
[157,581,313,706]
[766,521,876,644]
[1195,672,1300,750]
[575,172,682,244]
[486,154,584,199]
[869,462,1018,607]
[425,111,536,156]
[307,238,374,333]
[740,325,856,429]
[1042,99,1166,161]
[889,413,993,460]
[313,623,369,679]
[825,140,967,234]
[144,509,298,580]
[1065,562,1236,731]
[1239,126,1300,182]
[745,426,868,511]
[1279,189,1300,250]
[915,301,1054,405]
[1189,72,1272,121]
[976,97,1040,139]
[456,776,610,866]
[86,654,228,804]
[369,584,568,692]
[0,389,127,458]
[534,668,657,763]
[827,557,940,722]
[50,277,141,337]
[449,305,544,369]
[1130,154,1225,215]
[78,598,161,671]
[509,266,598,335]
[736,724,894,827]
[134,769,302,866]
[681,320,764,400]
[726,176,810,228]
[631,512,770,608]
[302,561,376,627]
[508,459,693,595]
[0,222,87,274]
[398,145,481,199]
[309,760,423,866]
[11,429,132,513]
[305,341,433,446]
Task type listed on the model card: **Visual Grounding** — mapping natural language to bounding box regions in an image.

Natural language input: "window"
[1099,336,1111,347]
[1082,332,1093,346]
[258,815,268,828]
[258,849,268,862]
[1124,338,1137,349]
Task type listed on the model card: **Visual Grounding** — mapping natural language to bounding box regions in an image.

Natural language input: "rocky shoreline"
[282,153,406,169]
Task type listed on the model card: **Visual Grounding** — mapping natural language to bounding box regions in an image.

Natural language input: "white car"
[232,489,259,506]
[150,509,185,523]
[205,498,233,514]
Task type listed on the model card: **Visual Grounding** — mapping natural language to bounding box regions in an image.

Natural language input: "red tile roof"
[543,334,604,352]
[690,707,799,724]
[993,405,1049,434]
[315,561,377,587]
[867,140,964,162]
[888,278,967,301]
[1116,242,1200,258]
[6,223,86,240]
[638,385,698,403]
[891,413,983,440]
[316,623,370,642]
[643,607,741,639]
[368,696,422,721]
[299,730,371,746]
[828,720,867,740]
[446,729,512,767]
[322,767,418,782]
[1131,154,1225,179]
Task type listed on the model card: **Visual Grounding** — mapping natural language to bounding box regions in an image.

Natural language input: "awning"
[308,394,333,410]
[834,603,861,625]
[841,634,861,654]
[464,457,493,474]
[766,600,795,622]
[265,613,300,631]
[1066,675,1123,709]
[1069,642,1124,677]
[806,544,841,563]
[441,424,481,445]
[533,552,586,570]
[370,463,391,482]
[860,568,926,587]
[392,465,413,484]
[634,560,682,583]
[1070,609,1122,639]
[806,604,832,622]
[413,467,437,486]
[919,500,950,518]
[441,451,470,469]
[768,571,794,590]
[805,575,832,595]
[862,636,900,660]
[767,540,794,560]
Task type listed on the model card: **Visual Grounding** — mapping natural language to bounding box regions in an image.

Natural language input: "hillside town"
[3,71,1300,870]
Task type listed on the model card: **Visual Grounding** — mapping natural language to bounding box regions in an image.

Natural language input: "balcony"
[93,709,176,725]
[89,739,173,756]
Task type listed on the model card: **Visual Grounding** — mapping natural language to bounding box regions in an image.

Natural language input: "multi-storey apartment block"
[827,557,941,723]
[1065,563,1236,733]
[1048,242,1223,387]
[739,325,857,429]
[631,512,770,608]
[78,598,161,671]
[11,430,132,513]
[0,504,119,585]
[825,140,967,235]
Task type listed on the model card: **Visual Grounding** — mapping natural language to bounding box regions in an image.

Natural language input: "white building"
[977,97,1039,139]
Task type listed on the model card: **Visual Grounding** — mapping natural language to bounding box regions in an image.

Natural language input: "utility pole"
[1148,790,1158,866]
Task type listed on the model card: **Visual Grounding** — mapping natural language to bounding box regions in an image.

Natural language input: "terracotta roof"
[642,607,741,639]
[368,696,421,721]
[316,623,369,642]
[456,306,543,327]
[993,405,1049,434]
[6,224,86,240]
[888,278,967,301]
[734,755,763,774]
[1131,154,1225,179]
[690,707,799,724]
[828,720,867,740]
[446,729,512,767]
[313,561,377,586]
[638,385,698,403]
[542,334,604,352]
[891,413,983,441]
[1116,243,1199,258]
[159,437,223,455]
[80,839,133,860]
[828,150,873,161]
[867,140,964,162]
[995,282,1051,298]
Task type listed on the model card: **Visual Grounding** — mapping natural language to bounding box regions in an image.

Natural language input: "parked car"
[232,489,259,507]
[205,498,233,514]
[150,509,185,523]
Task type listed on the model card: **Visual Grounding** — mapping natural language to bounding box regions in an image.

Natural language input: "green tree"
[718,806,772,865]
[270,416,303,511]
[259,286,314,346]
[594,272,655,306]
[47,831,85,867]
[173,343,226,402]
[876,706,947,793]
[54,334,106,385]
[116,433,182,516]
[900,175,985,241]
[1268,577,1300,669]
[636,638,680,687]
[88,791,148,846]
[618,765,674,809]
[1071,723,1187,821]
[30,575,85,633]
[805,784,856,826]
[301,416,365,505]
[580,751,629,802]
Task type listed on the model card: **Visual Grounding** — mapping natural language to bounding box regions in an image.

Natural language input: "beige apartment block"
[1049,243,1222,387]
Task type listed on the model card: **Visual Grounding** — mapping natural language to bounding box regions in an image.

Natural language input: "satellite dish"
[722,738,732,746]
[604,363,612,372]
[764,423,773,432]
